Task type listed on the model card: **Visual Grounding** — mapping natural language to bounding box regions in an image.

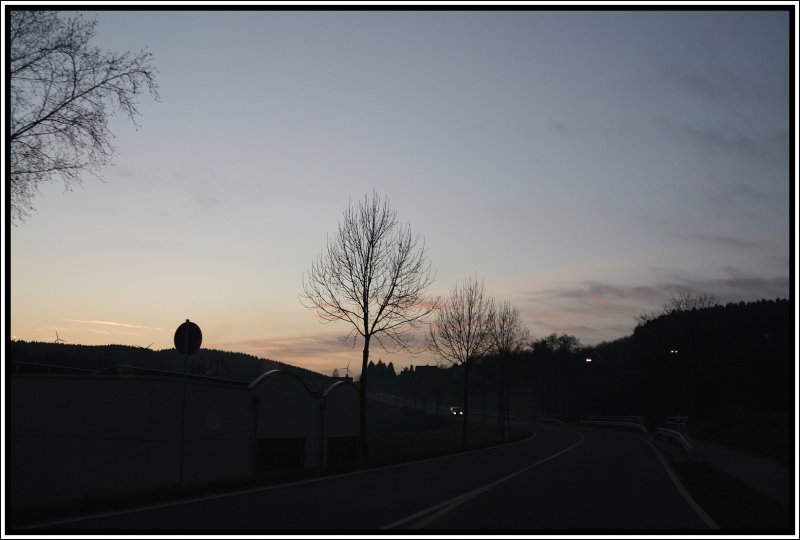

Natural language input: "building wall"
[250,370,321,468]
[325,381,360,437]
[322,381,361,465]
[9,376,253,508]
[8,371,358,509]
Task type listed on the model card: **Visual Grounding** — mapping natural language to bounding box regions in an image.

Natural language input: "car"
[449,406,464,416]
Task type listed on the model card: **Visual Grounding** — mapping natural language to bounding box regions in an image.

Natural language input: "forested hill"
[8,341,323,380]
[591,297,792,418]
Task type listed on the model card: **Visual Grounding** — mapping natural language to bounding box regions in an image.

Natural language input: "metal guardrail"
[532,417,564,425]
[578,416,648,435]
[665,415,689,431]
[655,427,693,456]
[578,415,693,457]
[584,415,645,423]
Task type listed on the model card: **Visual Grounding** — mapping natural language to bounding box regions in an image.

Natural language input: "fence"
[367,392,503,423]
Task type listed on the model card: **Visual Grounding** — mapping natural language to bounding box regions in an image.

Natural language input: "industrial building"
[8,363,359,509]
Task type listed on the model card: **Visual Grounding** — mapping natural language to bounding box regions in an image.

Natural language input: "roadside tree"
[428,277,494,448]
[488,300,530,439]
[301,191,435,461]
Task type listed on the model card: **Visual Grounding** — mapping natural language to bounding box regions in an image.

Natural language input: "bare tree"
[634,309,660,326]
[428,277,494,448]
[636,289,720,325]
[300,191,436,461]
[9,10,159,222]
[662,290,719,315]
[488,300,530,439]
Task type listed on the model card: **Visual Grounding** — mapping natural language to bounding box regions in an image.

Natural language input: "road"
[26,422,715,532]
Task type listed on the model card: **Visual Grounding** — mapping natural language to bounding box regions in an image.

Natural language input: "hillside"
[8,341,323,381]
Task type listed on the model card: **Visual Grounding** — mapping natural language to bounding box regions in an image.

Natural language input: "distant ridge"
[8,341,324,380]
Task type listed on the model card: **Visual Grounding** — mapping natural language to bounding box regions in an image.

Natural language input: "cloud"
[658,62,729,101]
[548,120,571,133]
[686,233,760,250]
[520,281,666,343]
[520,272,789,344]
[690,270,790,301]
[210,332,358,370]
[65,319,162,330]
[681,125,757,155]
[656,61,771,106]
[223,333,352,359]
[657,118,757,157]
[211,326,435,375]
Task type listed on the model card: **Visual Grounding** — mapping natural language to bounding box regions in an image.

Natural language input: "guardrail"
[576,415,694,457]
[577,415,648,435]
[532,417,564,425]
[665,415,689,431]
[584,415,645,423]
[655,427,693,457]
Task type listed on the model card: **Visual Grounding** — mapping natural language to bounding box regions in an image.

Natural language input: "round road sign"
[174,319,202,355]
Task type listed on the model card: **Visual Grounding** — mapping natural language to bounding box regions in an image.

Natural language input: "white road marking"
[382,430,585,529]
[641,437,720,530]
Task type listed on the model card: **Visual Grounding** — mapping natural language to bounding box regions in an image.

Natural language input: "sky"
[6,6,796,377]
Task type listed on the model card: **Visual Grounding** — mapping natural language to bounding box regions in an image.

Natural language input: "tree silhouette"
[301,191,435,461]
[636,289,719,325]
[488,300,530,439]
[428,277,494,448]
[9,10,159,221]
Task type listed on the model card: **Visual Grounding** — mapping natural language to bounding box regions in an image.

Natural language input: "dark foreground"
[17,423,730,533]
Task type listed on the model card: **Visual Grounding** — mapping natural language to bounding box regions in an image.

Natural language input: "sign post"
[174,319,202,484]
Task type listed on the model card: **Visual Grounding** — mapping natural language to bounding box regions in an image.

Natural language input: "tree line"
[301,191,538,457]
[8,341,322,381]
[364,297,791,433]
[300,190,792,461]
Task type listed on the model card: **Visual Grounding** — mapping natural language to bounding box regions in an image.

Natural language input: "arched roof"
[248,369,312,396]
[322,379,359,398]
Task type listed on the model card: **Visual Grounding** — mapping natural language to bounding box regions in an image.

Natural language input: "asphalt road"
[27,422,714,532]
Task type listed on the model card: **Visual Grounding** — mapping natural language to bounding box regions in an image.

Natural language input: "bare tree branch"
[299,190,436,461]
[9,10,159,222]
[427,276,494,448]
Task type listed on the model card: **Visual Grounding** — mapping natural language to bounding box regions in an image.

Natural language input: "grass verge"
[688,410,793,467]
[670,459,793,532]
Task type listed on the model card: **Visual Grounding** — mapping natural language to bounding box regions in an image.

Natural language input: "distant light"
[669,349,679,354]
[585,358,592,363]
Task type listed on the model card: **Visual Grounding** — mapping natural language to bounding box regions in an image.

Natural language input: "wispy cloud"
[210,333,360,375]
[657,117,757,157]
[548,120,571,133]
[218,333,351,360]
[686,233,760,250]
[521,272,789,344]
[656,60,770,105]
[211,326,435,375]
[681,125,756,155]
[65,319,162,330]
[657,63,728,102]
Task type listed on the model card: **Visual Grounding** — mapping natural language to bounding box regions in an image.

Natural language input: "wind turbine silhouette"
[336,360,352,379]
[53,330,66,344]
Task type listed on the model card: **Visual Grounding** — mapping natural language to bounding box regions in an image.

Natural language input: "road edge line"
[642,437,720,530]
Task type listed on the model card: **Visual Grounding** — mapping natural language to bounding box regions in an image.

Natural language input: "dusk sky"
[7,7,794,377]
